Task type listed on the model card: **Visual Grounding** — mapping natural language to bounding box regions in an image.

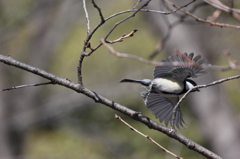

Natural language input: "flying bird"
[120,53,207,128]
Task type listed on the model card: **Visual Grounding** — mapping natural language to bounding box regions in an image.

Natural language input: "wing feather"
[143,92,185,128]
[153,53,207,81]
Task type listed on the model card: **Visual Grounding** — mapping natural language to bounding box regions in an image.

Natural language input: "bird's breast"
[152,78,184,94]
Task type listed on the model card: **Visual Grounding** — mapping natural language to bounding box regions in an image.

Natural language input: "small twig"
[133,0,142,9]
[207,10,222,21]
[170,74,240,128]
[104,0,151,41]
[169,0,196,14]
[224,50,240,70]
[1,82,53,92]
[92,0,105,23]
[203,0,240,21]
[83,0,91,36]
[106,29,138,44]
[132,0,195,15]
[81,0,194,56]
[115,114,183,159]
[101,39,162,66]
[164,0,240,29]
[102,42,240,71]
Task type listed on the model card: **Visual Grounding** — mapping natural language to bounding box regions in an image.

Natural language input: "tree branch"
[92,0,105,23]
[1,82,53,91]
[171,74,240,129]
[0,54,222,159]
[163,0,240,29]
[115,114,183,159]
[83,0,91,36]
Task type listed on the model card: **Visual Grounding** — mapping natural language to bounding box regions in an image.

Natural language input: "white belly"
[152,78,183,94]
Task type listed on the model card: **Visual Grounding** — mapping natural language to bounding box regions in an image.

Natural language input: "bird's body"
[120,53,206,128]
[152,77,184,94]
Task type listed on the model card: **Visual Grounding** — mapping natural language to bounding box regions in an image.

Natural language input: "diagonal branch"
[170,74,240,128]
[1,82,53,91]
[104,0,151,41]
[101,39,161,65]
[115,114,183,159]
[163,0,240,29]
[203,0,240,21]
[106,28,138,44]
[0,54,221,159]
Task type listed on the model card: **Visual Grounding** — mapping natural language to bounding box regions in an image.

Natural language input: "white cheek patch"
[186,81,194,90]
[153,78,183,93]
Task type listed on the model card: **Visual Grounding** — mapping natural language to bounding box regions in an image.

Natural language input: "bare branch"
[83,0,91,36]
[104,0,151,41]
[106,28,138,44]
[92,0,105,23]
[103,41,240,71]
[78,1,152,85]
[115,114,183,159]
[1,82,53,92]
[133,0,142,9]
[171,74,240,128]
[101,39,162,66]
[207,9,222,21]
[0,54,222,159]
[204,0,240,21]
[81,0,194,57]
[163,0,240,29]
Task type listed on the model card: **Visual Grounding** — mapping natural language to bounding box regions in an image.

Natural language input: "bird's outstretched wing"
[141,92,185,128]
[153,53,206,81]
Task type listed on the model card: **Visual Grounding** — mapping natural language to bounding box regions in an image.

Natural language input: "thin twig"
[81,1,195,56]
[115,114,183,159]
[133,0,142,9]
[83,0,91,36]
[203,0,240,21]
[164,0,240,29]
[101,39,161,65]
[104,0,151,41]
[92,0,105,23]
[102,41,240,71]
[170,74,240,128]
[132,0,196,15]
[1,82,53,92]
[106,28,138,44]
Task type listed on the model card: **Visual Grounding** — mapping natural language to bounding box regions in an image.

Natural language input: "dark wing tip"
[144,93,185,128]
[153,53,207,79]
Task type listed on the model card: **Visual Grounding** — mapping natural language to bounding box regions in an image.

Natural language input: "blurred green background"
[0,0,240,159]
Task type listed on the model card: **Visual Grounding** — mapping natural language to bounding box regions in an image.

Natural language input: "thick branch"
[0,54,221,159]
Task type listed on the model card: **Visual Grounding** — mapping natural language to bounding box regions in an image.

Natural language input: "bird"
[120,53,207,128]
